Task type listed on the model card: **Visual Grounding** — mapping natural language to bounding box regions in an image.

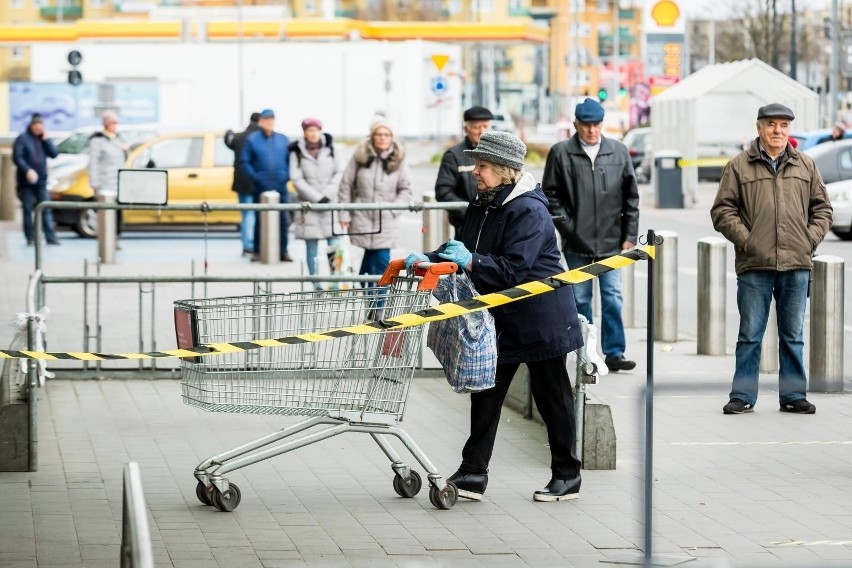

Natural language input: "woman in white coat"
[289,118,343,289]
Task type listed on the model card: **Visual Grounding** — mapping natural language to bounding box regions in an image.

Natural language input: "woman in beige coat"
[338,117,412,280]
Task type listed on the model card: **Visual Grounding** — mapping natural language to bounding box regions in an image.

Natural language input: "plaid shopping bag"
[426,273,497,393]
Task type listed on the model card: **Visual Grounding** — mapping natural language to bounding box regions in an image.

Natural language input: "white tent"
[650,58,819,204]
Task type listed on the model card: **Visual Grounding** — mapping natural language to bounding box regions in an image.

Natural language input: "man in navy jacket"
[240,108,292,261]
[13,114,60,245]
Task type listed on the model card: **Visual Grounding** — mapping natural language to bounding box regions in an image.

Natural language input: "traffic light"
[618,85,628,97]
[598,88,608,102]
[67,50,82,86]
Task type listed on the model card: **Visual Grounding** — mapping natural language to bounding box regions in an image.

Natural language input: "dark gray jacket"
[434,137,478,231]
[225,121,260,195]
[542,135,640,258]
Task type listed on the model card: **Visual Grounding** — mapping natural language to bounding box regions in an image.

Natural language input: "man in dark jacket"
[434,106,493,235]
[13,114,60,245]
[226,112,260,257]
[542,98,640,372]
[240,108,292,262]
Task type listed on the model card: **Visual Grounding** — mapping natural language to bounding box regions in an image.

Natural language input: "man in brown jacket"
[711,103,833,415]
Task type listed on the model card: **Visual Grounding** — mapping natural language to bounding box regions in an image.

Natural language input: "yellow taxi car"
[50,131,241,236]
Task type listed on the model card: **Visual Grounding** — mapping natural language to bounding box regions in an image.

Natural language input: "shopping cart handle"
[379,259,459,290]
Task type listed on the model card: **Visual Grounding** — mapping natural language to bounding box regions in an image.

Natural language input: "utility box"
[654,150,684,209]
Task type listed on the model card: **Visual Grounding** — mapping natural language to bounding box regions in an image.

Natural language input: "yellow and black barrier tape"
[676,157,731,168]
[0,246,654,361]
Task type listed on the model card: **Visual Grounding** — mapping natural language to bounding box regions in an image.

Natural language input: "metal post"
[0,151,15,221]
[697,237,727,355]
[760,300,779,374]
[621,261,635,328]
[97,194,117,264]
[831,0,840,126]
[259,191,280,265]
[422,193,441,252]
[810,255,845,392]
[27,316,38,472]
[653,230,678,343]
[644,229,656,561]
[790,0,797,81]
[574,316,589,461]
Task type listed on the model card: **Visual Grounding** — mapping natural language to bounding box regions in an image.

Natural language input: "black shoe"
[723,399,754,414]
[46,239,61,245]
[281,253,294,262]
[250,254,261,262]
[533,476,581,502]
[780,399,816,414]
[605,355,636,372]
[447,469,487,501]
[26,239,34,246]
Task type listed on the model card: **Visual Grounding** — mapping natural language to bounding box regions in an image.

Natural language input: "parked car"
[622,127,651,173]
[50,131,239,236]
[805,138,852,185]
[790,128,852,151]
[825,179,852,240]
[490,112,517,134]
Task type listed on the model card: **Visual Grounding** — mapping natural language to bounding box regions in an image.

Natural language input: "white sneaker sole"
[456,488,484,501]
[533,492,579,502]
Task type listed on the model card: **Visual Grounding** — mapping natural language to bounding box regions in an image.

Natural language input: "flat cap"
[757,103,795,121]
[463,106,494,122]
[574,98,605,123]
[463,130,527,170]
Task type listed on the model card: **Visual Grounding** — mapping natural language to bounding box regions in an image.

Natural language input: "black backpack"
[289,133,334,167]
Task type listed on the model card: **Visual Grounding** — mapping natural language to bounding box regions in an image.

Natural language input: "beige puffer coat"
[338,139,412,250]
[290,137,342,240]
[711,139,833,275]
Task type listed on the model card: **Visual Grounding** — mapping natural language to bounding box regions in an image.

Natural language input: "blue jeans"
[252,191,289,255]
[305,236,341,275]
[18,184,57,241]
[730,270,809,406]
[359,248,390,287]
[564,253,626,359]
[238,193,255,252]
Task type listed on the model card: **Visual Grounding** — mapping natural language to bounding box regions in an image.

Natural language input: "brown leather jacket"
[711,139,833,275]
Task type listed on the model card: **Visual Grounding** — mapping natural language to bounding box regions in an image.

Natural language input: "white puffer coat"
[290,136,343,240]
[88,132,126,196]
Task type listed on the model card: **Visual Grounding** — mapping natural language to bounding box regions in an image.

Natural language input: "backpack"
[289,133,334,167]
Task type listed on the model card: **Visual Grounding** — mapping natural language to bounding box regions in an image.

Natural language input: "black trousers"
[460,355,581,479]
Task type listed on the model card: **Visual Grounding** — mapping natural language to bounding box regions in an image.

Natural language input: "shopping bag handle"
[379,259,458,291]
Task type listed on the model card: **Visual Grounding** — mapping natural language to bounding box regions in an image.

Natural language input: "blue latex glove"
[438,239,473,268]
[404,253,429,270]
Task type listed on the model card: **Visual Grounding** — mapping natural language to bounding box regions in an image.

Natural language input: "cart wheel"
[211,483,242,512]
[392,470,422,498]
[429,482,458,510]
[195,481,213,506]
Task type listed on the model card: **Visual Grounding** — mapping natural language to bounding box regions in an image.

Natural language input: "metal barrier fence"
[121,462,154,568]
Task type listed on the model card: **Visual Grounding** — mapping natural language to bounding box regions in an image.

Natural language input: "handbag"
[426,273,497,393]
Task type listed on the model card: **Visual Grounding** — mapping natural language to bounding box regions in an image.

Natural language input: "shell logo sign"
[644,0,684,34]
[651,1,679,27]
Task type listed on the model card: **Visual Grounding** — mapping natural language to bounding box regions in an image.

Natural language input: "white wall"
[30,40,464,139]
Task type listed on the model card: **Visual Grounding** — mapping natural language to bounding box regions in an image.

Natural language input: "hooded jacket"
[428,173,584,364]
[289,134,343,240]
[338,139,412,250]
[434,137,478,230]
[711,139,833,275]
[87,131,126,196]
[542,134,639,258]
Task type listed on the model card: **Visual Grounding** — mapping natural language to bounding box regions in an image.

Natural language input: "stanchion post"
[697,237,727,355]
[810,255,845,392]
[621,261,635,328]
[97,194,117,264]
[422,193,442,252]
[260,191,280,265]
[0,151,15,221]
[644,229,656,561]
[653,230,678,342]
[759,300,779,373]
[27,316,38,472]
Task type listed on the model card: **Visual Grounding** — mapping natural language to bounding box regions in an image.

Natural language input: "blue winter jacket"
[428,173,584,364]
[240,129,290,196]
[13,129,58,188]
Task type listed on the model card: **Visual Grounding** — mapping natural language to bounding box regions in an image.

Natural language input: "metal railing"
[121,462,154,568]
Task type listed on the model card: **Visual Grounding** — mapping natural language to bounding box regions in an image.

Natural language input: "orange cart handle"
[379,259,459,290]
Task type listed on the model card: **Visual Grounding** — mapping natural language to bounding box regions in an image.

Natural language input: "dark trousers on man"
[18,184,57,242]
[460,355,581,479]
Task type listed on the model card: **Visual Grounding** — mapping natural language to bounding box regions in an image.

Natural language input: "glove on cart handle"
[379,259,458,291]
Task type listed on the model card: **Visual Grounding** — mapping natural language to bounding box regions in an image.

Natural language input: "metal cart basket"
[174,260,459,511]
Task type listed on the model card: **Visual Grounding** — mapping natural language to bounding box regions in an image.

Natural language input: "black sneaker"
[447,469,487,501]
[780,399,816,414]
[723,399,754,414]
[605,355,636,372]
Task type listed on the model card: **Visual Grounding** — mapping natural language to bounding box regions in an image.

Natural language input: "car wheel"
[74,207,97,238]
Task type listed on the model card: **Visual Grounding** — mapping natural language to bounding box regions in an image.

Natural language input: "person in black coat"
[434,106,493,235]
[406,131,585,503]
[13,114,60,245]
[225,112,260,256]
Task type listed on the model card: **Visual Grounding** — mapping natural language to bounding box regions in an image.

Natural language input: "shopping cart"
[174,260,460,512]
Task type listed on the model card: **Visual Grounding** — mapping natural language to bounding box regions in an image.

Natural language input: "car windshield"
[56,132,91,154]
